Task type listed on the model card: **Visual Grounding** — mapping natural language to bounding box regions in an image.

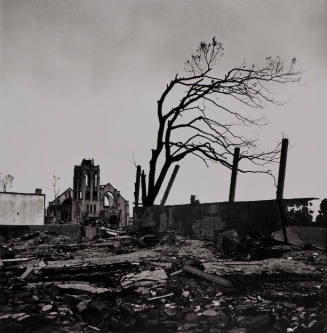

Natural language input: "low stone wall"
[0,224,81,240]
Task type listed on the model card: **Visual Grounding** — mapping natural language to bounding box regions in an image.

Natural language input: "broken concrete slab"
[57,283,113,295]
[121,269,168,289]
[45,248,162,269]
[204,257,323,282]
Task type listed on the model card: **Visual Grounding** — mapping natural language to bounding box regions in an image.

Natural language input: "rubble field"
[0,230,326,333]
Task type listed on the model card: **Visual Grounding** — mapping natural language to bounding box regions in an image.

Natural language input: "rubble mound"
[0,232,326,332]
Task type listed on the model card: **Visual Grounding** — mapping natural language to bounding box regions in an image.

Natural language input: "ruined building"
[47,159,129,226]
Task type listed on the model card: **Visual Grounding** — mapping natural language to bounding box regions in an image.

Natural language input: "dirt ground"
[0,231,326,333]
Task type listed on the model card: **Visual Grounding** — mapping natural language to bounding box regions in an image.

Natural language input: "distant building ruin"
[47,159,129,227]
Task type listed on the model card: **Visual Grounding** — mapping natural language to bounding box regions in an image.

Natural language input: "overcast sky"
[0,0,326,208]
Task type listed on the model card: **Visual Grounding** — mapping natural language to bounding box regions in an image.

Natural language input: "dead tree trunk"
[228,147,240,202]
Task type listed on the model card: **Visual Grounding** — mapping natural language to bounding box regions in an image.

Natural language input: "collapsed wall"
[133,198,322,240]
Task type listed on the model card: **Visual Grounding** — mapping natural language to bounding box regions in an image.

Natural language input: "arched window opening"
[103,192,115,207]
[85,173,90,187]
[94,174,98,187]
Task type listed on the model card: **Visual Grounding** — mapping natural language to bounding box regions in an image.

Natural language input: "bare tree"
[52,175,61,199]
[142,37,300,206]
[0,172,14,192]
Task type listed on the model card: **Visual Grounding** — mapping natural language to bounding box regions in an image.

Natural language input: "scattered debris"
[147,292,174,301]
[42,304,53,312]
[20,265,34,280]
[0,231,326,332]
[183,264,236,290]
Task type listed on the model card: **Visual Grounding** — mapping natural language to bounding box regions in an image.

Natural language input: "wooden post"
[229,147,240,202]
[141,170,147,206]
[160,165,180,206]
[134,165,141,208]
[276,138,289,244]
[277,138,288,200]
[182,265,236,289]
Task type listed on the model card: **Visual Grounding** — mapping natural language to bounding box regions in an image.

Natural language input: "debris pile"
[0,231,326,332]
[2,231,86,261]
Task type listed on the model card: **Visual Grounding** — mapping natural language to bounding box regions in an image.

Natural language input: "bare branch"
[144,37,301,205]
[0,172,14,192]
